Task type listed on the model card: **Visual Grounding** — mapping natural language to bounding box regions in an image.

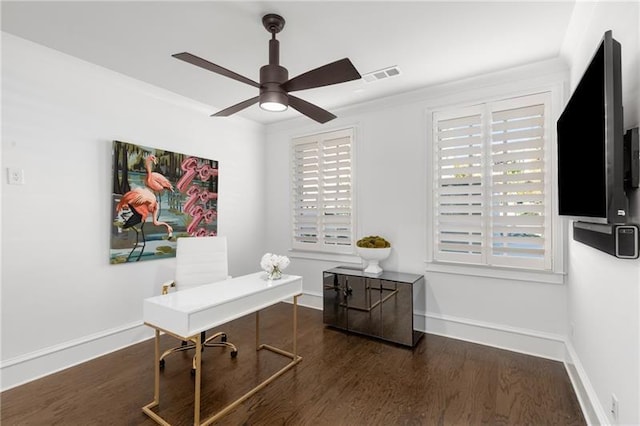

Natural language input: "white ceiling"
[1,1,577,124]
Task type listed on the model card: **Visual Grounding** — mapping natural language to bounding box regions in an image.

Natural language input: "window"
[431,92,552,271]
[291,128,355,254]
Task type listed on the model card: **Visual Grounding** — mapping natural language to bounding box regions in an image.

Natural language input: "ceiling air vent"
[362,66,401,83]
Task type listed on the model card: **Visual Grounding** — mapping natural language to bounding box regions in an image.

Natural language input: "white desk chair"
[159,236,238,373]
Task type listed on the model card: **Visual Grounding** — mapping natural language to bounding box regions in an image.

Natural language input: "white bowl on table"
[356,247,391,274]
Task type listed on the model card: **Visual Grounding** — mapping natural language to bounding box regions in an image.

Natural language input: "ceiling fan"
[172,13,362,123]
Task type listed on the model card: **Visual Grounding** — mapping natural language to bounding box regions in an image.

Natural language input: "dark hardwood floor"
[1,303,585,425]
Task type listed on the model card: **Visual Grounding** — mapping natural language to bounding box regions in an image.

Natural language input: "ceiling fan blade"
[211,97,259,117]
[288,95,337,124]
[282,58,361,92]
[173,52,260,88]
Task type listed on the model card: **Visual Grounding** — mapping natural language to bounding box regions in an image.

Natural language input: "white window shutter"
[432,92,552,271]
[292,128,354,253]
[292,139,320,246]
[489,94,551,270]
[433,106,486,264]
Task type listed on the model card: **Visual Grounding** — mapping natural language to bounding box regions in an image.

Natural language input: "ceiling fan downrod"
[260,14,288,111]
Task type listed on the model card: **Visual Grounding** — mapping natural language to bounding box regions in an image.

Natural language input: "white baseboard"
[295,291,323,310]
[0,321,153,392]
[420,311,567,361]
[564,341,609,425]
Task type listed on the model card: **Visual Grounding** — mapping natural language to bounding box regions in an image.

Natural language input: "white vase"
[356,247,391,274]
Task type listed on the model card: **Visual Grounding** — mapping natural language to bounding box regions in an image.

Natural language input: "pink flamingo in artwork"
[145,154,173,216]
[116,187,173,261]
[145,155,173,193]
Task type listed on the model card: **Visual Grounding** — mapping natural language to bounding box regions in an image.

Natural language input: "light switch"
[7,168,25,185]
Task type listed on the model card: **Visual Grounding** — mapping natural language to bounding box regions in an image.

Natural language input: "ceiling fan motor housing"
[259,36,289,110]
[260,65,288,109]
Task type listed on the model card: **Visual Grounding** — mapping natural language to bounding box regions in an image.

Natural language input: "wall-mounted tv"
[557,30,628,224]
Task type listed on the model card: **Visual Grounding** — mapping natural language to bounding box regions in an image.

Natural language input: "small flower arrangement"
[260,253,290,280]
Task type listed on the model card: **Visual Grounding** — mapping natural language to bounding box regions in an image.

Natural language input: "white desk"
[142,272,303,426]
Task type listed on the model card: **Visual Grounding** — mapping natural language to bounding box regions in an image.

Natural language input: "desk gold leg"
[142,328,170,426]
[255,310,260,350]
[154,329,160,403]
[293,295,298,358]
[194,333,202,426]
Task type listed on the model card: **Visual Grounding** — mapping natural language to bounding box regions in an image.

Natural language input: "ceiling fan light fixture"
[259,90,288,112]
[260,101,288,112]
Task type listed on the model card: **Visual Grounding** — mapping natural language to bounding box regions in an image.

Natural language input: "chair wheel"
[221,334,227,343]
[231,350,238,358]
[159,359,165,369]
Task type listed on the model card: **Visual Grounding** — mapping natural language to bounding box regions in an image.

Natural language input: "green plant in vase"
[356,235,391,274]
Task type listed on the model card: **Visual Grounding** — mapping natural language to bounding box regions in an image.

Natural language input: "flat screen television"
[557,30,628,224]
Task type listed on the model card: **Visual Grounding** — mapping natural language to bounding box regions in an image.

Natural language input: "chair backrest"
[175,236,229,291]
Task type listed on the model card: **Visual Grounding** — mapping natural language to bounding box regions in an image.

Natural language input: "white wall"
[265,58,570,362]
[561,2,640,425]
[0,33,266,390]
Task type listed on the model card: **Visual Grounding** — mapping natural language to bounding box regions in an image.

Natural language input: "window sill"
[289,249,362,264]
[424,261,565,285]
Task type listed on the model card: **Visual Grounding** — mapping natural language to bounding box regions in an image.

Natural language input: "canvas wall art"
[110,140,219,264]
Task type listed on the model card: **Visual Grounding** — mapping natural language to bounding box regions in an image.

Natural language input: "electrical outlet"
[611,394,619,421]
[7,167,25,185]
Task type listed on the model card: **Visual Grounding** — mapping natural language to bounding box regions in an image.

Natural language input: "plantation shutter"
[292,128,354,253]
[433,105,487,264]
[432,93,552,271]
[292,139,320,246]
[489,94,551,270]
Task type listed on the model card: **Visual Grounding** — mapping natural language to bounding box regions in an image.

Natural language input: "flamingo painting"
[115,187,173,261]
[111,140,219,264]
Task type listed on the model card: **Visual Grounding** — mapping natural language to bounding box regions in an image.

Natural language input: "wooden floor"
[1,303,585,425]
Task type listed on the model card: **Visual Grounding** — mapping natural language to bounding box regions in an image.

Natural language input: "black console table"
[323,267,425,347]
